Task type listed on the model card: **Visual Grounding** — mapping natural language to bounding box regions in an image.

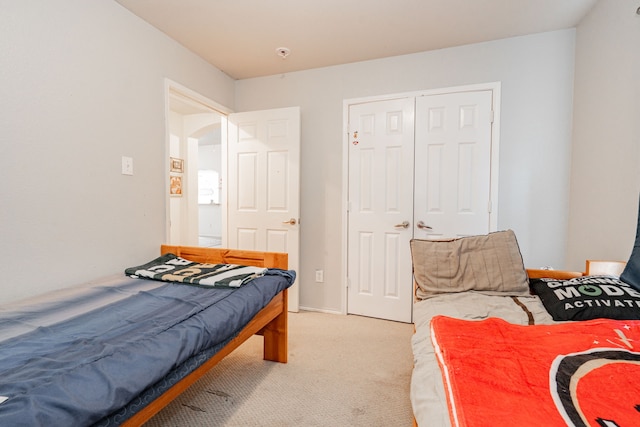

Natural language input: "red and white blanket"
[431,316,640,427]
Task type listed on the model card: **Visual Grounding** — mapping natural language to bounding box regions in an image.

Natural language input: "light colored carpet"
[144,311,415,426]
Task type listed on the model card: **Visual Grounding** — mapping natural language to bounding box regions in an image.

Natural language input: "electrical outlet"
[315,269,324,283]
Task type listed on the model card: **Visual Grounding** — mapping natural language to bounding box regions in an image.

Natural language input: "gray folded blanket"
[125,253,267,288]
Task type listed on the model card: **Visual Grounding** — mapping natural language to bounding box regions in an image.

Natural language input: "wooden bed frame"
[121,245,289,426]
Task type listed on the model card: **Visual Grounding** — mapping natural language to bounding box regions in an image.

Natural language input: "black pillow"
[530,276,640,321]
[621,197,640,291]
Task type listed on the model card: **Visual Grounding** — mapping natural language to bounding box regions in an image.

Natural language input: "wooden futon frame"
[122,245,289,426]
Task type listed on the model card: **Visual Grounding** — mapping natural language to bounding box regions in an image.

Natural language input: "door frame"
[164,79,232,245]
[341,82,502,316]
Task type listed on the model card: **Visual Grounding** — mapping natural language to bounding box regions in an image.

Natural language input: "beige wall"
[567,0,640,269]
[0,0,235,303]
[3,0,635,312]
[236,30,577,313]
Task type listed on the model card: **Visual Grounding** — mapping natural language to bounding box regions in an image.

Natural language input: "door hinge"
[490,110,495,123]
[488,200,492,213]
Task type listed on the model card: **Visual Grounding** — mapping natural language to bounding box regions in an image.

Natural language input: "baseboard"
[298,306,343,316]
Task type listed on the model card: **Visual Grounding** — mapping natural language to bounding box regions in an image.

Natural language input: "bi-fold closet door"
[347,90,494,322]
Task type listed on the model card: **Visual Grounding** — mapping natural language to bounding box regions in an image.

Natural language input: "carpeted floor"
[144,311,414,426]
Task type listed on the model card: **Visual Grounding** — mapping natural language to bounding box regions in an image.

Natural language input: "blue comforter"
[0,271,294,426]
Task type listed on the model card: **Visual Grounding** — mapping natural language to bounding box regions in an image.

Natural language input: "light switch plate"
[122,156,133,175]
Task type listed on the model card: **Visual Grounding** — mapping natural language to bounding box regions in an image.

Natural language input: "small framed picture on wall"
[170,157,184,173]
[170,175,183,197]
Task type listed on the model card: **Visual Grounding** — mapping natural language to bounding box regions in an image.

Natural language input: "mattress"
[0,271,294,426]
[410,292,555,427]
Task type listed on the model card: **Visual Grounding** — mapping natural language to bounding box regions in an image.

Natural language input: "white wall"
[5,1,626,313]
[235,30,577,312]
[0,0,235,303]
[567,0,640,269]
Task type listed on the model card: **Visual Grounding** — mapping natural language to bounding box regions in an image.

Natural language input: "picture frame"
[170,175,183,197]
[170,157,184,173]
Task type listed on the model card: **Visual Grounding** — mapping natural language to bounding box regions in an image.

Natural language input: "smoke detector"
[276,47,291,59]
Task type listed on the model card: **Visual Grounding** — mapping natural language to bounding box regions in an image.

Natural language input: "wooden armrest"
[526,269,583,280]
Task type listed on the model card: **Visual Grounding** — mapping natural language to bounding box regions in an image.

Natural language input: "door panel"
[347,98,415,323]
[228,107,300,312]
[414,91,493,239]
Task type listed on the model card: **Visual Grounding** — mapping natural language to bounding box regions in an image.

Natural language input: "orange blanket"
[431,316,640,427]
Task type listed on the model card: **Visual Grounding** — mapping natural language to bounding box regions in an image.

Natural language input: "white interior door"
[414,91,494,239]
[346,87,497,323]
[227,106,300,312]
[347,98,415,323]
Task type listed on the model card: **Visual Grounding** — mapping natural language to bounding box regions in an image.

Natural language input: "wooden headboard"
[160,245,288,270]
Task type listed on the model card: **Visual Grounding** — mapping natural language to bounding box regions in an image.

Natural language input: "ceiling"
[115,0,598,80]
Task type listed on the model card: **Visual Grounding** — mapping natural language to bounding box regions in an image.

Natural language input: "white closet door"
[414,91,494,239]
[347,98,415,323]
[345,88,497,323]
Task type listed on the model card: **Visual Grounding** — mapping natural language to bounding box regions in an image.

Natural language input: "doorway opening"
[165,81,230,247]
[164,84,302,312]
[196,124,222,247]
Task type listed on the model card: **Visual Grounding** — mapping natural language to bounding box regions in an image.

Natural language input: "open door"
[227,107,301,312]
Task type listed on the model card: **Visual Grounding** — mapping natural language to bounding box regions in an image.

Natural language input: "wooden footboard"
[121,245,289,426]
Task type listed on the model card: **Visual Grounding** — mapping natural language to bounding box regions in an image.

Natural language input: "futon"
[410,226,640,427]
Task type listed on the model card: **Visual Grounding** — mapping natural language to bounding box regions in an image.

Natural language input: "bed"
[0,245,295,426]
[409,229,640,427]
